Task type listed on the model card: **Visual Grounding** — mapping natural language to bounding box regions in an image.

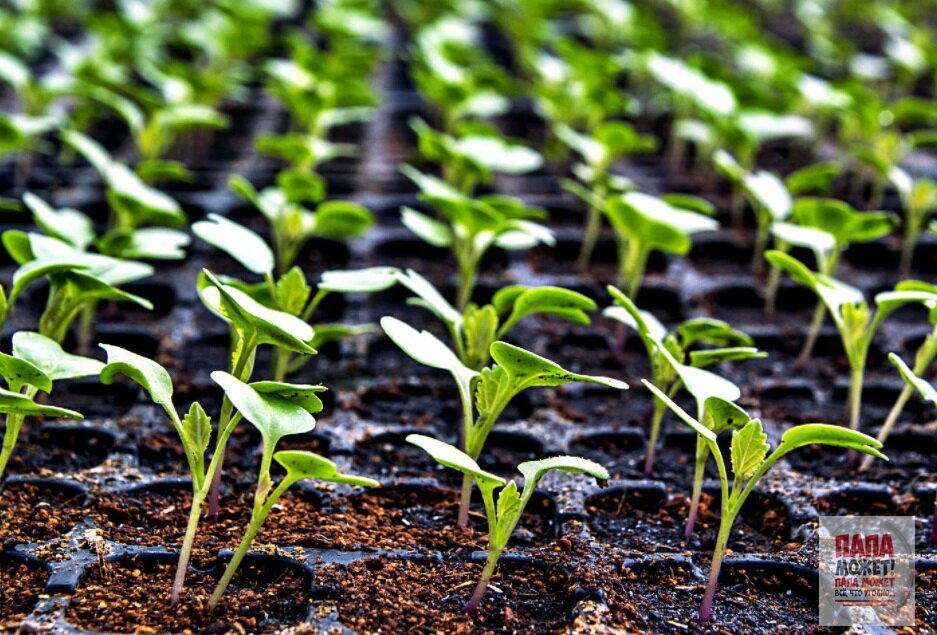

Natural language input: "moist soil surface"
[64,554,311,633]
[90,483,550,557]
[313,556,574,634]
[0,557,47,625]
[0,481,88,544]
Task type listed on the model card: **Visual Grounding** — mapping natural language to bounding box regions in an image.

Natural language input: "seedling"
[206,373,377,609]
[401,170,552,308]
[604,285,765,474]
[557,122,656,269]
[393,268,596,371]
[229,176,373,275]
[767,251,937,431]
[770,198,896,363]
[193,212,395,379]
[406,434,608,611]
[604,191,717,297]
[101,270,318,601]
[0,332,100,478]
[889,168,937,275]
[2,231,154,347]
[859,287,937,471]
[645,381,886,621]
[887,353,937,541]
[381,317,626,525]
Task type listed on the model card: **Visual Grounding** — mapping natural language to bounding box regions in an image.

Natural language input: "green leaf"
[517,455,610,486]
[192,214,274,275]
[641,379,717,442]
[655,344,740,415]
[676,318,754,348]
[689,347,767,367]
[182,402,211,455]
[607,192,717,255]
[462,303,498,369]
[275,267,311,316]
[405,434,505,490]
[249,381,326,414]
[311,201,373,239]
[12,332,103,382]
[0,386,82,419]
[496,286,596,331]
[489,341,628,391]
[100,228,190,261]
[100,344,175,412]
[318,267,400,293]
[702,396,752,434]
[394,268,462,327]
[451,135,543,174]
[274,450,380,488]
[785,162,842,195]
[604,286,667,343]
[889,352,937,404]
[777,424,886,461]
[0,352,50,392]
[401,207,453,247]
[200,270,316,355]
[212,371,316,447]
[730,419,769,479]
[769,222,836,258]
[493,480,522,545]
[22,193,94,251]
[380,316,478,390]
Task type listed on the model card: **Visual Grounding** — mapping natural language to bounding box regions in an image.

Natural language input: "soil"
[64,553,311,633]
[312,556,574,634]
[0,481,88,544]
[90,483,551,557]
[0,555,47,625]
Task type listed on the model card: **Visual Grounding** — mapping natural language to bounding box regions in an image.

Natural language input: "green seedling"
[859,288,937,473]
[604,191,717,297]
[193,212,395,379]
[770,197,896,363]
[406,434,608,612]
[0,332,100,478]
[887,353,937,541]
[889,168,937,275]
[401,169,553,309]
[382,317,626,525]
[557,122,657,269]
[2,231,154,347]
[645,381,885,622]
[393,268,596,371]
[767,251,937,431]
[605,285,765,475]
[229,176,373,275]
[207,373,377,609]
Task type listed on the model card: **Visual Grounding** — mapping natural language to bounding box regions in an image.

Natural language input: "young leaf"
[318,267,400,293]
[642,379,717,442]
[22,193,94,251]
[889,352,937,403]
[12,332,103,381]
[0,353,49,392]
[192,214,275,275]
[405,433,505,490]
[393,268,462,327]
[702,396,751,434]
[182,402,211,455]
[777,424,886,460]
[489,341,628,391]
[517,455,610,487]
[730,419,769,479]
[401,207,453,247]
[380,316,478,389]
[0,387,82,419]
[495,286,596,331]
[211,371,316,446]
[249,381,327,414]
[274,450,379,488]
[100,344,174,412]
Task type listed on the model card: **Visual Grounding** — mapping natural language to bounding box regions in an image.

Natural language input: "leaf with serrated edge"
[182,402,211,454]
[730,419,769,479]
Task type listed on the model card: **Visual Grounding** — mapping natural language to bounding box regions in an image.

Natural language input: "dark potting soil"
[0,556,47,625]
[64,554,310,633]
[313,557,574,634]
[0,481,88,544]
[2,426,113,475]
[91,484,550,556]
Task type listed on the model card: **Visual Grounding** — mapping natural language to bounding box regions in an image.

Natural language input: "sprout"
[605,285,765,474]
[230,176,374,275]
[406,434,608,611]
[767,251,937,431]
[193,213,394,379]
[400,170,553,308]
[889,168,937,275]
[381,317,626,525]
[604,191,717,297]
[645,381,886,622]
[0,332,100,478]
[857,281,937,472]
